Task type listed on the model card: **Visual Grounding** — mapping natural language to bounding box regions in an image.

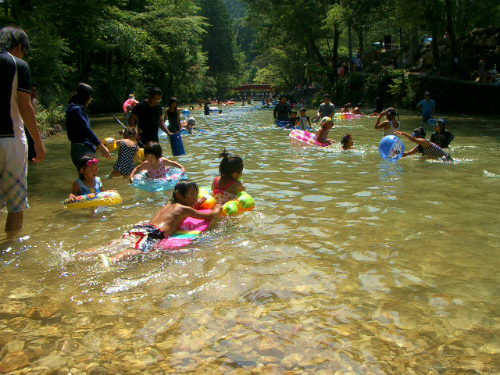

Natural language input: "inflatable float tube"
[153,209,212,250]
[131,169,188,192]
[334,112,354,120]
[63,191,122,210]
[289,129,329,147]
[103,137,117,152]
[197,188,255,216]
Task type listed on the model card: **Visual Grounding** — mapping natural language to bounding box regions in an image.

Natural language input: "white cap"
[187,117,196,125]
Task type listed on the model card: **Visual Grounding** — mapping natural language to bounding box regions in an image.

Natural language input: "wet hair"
[144,142,162,159]
[168,97,178,108]
[0,26,29,53]
[386,107,399,121]
[341,133,352,147]
[279,94,288,100]
[413,127,426,138]
[68,83,93,106]
[322,94,331,99]
[299,107,307,112]
[219,149,243,178]
[75,155,97,180]
[171,180,198,203]
[435,119,446,129]
[123,127,137,138]
[30,83,39,89]
[148,87,163,97]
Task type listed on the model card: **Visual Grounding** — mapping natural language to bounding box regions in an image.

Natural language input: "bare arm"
[162,158,185,172]
[403,146,419,157]
[129,161,148,182]
[159,115,170,135]
[181,205,222,221]
[18,91,45,163]
[97,142,112,159]
[128,113,138,127]
[374,111,388,129]
[394,131,430,148]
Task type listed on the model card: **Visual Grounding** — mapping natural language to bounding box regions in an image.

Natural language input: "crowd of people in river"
[274,91,454,159]
[1,26,456,262]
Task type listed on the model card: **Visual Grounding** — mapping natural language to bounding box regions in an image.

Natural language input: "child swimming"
[100,180,222,265]
[109,127,139,178]
[395,128,452,160]
[68,155,106,202]
[211,150,245,205]
[129,142,185,183]
[340,133,354,150]
[374,107,400,136]
[315,117,335,145]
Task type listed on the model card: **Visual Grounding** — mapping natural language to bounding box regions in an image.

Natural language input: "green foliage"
[35,104,65,132]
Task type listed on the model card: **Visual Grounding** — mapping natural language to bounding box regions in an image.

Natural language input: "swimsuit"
[113,141,138,175]
[383,120,400,136]
[123,224,165,252]
[418,142,452,159]
[75,177,102,195]
[147,159,170,179]
[212,176,237,205]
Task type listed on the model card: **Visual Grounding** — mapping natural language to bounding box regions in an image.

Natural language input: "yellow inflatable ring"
[63,191,122,210]
[198,188,255,215]
[103,137,117,151]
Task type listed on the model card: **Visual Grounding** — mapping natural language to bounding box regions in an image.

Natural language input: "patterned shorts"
[123,224,165,252]
[0,137,28,212]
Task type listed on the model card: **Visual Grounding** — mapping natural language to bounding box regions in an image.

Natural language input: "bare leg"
[6,212,23,239]
[108,170,122,179]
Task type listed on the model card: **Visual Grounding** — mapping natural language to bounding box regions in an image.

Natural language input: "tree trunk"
[348,19,353,74]
[333,25,340,78]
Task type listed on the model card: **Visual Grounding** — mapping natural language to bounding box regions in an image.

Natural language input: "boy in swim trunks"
[100,180,222,266]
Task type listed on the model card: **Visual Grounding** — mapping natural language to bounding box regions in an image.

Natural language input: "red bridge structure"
[232,83,274,98]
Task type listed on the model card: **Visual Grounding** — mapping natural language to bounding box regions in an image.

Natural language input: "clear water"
[1,106,499,373]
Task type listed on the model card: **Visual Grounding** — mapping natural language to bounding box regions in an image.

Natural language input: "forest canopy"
[1,0,499,112]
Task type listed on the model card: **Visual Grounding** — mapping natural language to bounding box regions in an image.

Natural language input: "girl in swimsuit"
[395,128,452,160]
[375,107,400,136]
[340,133,354,150]
[211,150,245,205]
[68,155,108,202]
[129,142,185,183]
[109,127,140,179]
[315,117,335,145]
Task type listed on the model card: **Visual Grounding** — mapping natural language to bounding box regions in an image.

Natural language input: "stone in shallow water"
[37,354,67,369]
[0,351,30,373]
[0,301,27,316]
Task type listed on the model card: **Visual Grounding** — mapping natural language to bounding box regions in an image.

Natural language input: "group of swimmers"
[277,92,454,159]
[68,135,246,265]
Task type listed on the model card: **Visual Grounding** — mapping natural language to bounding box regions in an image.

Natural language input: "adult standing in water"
[316,93,335,120]
[273,94,291,126]
[416,91,435,123]
[0,26,45,235]
[128,87,168,145]
[163,97,185,156]
[164,97,181,136]
[66,83,112,167]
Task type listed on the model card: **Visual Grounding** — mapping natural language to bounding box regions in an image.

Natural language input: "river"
[0,104,499,373]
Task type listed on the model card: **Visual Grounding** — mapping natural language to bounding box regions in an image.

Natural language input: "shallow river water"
[0,104,499,374]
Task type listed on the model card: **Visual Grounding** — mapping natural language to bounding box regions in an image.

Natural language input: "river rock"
[0,301,27,317]
[0,351,30,373]
[37,354,67,369]
[24,306,59,320]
